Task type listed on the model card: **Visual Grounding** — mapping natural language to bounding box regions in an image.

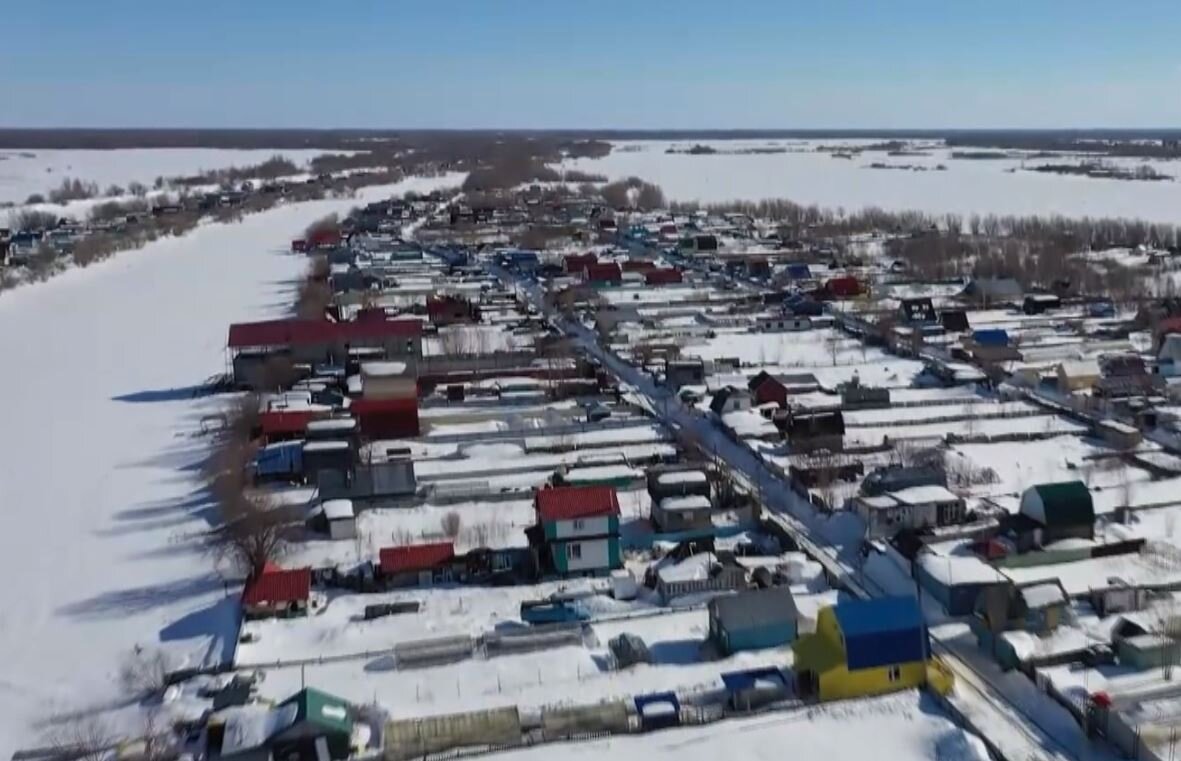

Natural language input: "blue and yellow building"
[794,596,950,701]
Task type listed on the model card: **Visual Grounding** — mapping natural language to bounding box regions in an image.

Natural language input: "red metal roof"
[350,397,418,414]
[379,542,455,574]
[535,485,620,523]
[645,268,683,285]
[241,566,311,606]
[564,253,598,273]
[583,263,622,283]
[228,318,421,349]
[622,259,657,272]
[1158,316,1181,336]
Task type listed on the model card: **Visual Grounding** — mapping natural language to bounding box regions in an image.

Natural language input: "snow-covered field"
[486,690,989,761]
[560,139,1181,224]
[0,147,336,205]
[0,173,461,756]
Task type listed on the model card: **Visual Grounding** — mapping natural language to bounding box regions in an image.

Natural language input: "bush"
[441,511,461,539]
[14,209,60,230]
[47,177,100,204]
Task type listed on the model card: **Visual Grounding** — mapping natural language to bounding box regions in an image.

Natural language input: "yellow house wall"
[819,660,926,702]
[815,608,843,647]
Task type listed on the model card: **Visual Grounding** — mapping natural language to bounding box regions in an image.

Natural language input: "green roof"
[282,688,353,736]
[1024,481,1094,528]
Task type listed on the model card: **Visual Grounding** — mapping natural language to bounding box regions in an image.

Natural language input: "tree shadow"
[112,385,204,403]
[59,574,225,620]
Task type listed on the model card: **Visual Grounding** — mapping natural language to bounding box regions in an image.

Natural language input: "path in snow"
[0,174,462,755]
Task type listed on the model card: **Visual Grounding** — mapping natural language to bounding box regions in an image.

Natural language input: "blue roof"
[720,667,789,693]
[834,597,926,670]
[833,596,922,637]
[972,328,1009,346]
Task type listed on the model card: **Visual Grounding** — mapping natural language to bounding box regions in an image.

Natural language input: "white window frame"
[567,542,582,560]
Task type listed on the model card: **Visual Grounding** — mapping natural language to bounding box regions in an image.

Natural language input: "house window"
[887,665,901,682]
[572,518,586,531]
[567,543,582,560]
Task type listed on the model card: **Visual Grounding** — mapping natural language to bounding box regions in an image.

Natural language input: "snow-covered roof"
[917,553,1006,585]
[1020,582,1068,610]
[303,440,350,453]
[659,495,712,512]
[219,702,298,756]
[657,552,717,583]
[321,499,354,521]
[656,470,708,485]
[890,485,960,505]
[362,361,409,377]
[306,417,357,433]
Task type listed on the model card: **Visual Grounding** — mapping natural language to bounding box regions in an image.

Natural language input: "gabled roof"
[1020,481,1094,528]
[379,542,455,574]
[535,484,620,523]
[227,318,421,349]
[278,687,353,736]
[833,596,923,638]
[241,565,311,606]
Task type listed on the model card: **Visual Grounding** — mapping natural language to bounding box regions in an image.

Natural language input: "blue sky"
[3,0,1180,129]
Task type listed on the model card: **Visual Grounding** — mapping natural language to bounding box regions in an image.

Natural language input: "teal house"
[532,485,622,575]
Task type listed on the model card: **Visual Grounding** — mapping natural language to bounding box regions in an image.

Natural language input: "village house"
[645,268,684,286]
[839,374,890,409]
[962,276,1023,304]
[853,485,966,539]
[647,468,711,502]
[1016,481,1095,546]
[665,358,706,390]
[652,495,713,534]
[782,409,845,453]
[360,361,417,400]
[793,596,940,702]
[1056,358,1102,395]
[709,385,753,416]
[308,498,357,540]
[708,587,799,655]
[208,687,354,761]
[583,262,623,286]
[973,579,1072,669]
[748,371,822,407]
[379,541,457,588]
[241,564,311,620]
[756,313,813,332]
[227,318,423,388]
[530,485,622,576]
[1023,293,1062,315]
[898,297,938,326]
[940,308,971,333]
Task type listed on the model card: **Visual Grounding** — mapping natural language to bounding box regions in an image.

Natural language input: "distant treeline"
[6,128,1181,151]
[947,133,1181,159]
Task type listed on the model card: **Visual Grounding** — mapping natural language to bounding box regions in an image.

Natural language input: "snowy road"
[495,264,1117,761]
[0,175,462,755]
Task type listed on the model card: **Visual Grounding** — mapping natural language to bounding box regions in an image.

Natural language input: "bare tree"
[118,645,171,697]
[43,716,114,761]
[206,490,287,576]
[441,511,462,539]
